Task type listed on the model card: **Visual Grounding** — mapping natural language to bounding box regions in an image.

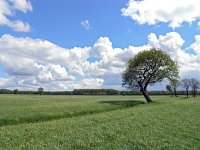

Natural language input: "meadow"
[0,94,199,149]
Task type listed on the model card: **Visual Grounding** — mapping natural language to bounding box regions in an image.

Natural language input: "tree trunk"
[142,91,152,103]
[139,84,152,103]
[174,88,177,97]
[186,90,188,98]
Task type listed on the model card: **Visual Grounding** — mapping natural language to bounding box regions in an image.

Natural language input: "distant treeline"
[0,88,199,96]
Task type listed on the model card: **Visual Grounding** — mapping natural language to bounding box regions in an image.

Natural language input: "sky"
[0,0,200,91]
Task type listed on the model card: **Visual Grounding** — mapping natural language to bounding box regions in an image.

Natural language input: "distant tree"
[166,85,173,96]
[190,78,200,97]
[121,91,126,96]
[181,78,191,98]
[122,48,179,103]
[169,79,180,97]
[13,89,19,95]
[38,87,44,95]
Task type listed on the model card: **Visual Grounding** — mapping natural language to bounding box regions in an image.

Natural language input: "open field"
[0,95,145,126]
[0,95,199,149]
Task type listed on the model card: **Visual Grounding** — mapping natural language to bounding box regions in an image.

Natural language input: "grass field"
[0,95,199,149]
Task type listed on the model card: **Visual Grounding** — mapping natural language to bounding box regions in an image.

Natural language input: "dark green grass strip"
[0,100,145,127]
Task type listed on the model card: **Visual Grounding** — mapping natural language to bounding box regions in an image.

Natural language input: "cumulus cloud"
[80,19,91,30]
[0,33,200,90]
[0,34,145,90]
[122,0,200,29]
[148,32,185,59]
[0,78,10,88]
[80,78,104,89]
[13,0,32,12]
[35,64,75,82]
[0,34,102,90]
[148,32,200,79]
[190,35,200,55]
[0,0,32,32]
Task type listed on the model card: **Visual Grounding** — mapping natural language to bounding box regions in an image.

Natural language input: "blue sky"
[0,0,200,90]
[1,0,198,48]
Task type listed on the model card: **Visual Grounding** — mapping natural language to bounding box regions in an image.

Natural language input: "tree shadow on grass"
[99,100,146,108]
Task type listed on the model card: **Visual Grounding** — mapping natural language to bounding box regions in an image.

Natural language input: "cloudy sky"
[0,0,200,91]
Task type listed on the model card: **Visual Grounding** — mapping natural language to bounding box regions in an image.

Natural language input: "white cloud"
[197,22,200,30]
[10,20,31,32]
[80,19,91,30]
[0,34,91,76]
[0,34,147,90]
[0,0,32,32]
[0,33,200,91]
[35,64,75,82]
[80,78,104,89]
[148,32,200,79]
[0,78,10,87]
[190,35,200,55]
[148,32,185,58]
[122,0,200,29]
[12,0,33,12]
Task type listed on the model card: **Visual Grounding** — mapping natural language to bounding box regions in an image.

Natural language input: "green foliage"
[169,79,180,97]
[0,89,198,96]
[169,79,180,87]
[0,95,199,149]
[73,89,119,95]
[38,87,44,95]
[122,48,178,90]
[13,89,19,95]
[122,48,179,102]
[0,89,12,94]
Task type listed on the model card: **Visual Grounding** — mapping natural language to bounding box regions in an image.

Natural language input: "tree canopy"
[38,87,44,95]
[181,78,191,98]
[122,48,179,103]
[169,79,180,97]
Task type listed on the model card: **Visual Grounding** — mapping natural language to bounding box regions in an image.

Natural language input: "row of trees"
[12,87,45,95]
[166,78,200,97]
[1,88,199,96]
[0,88,120,95]
[72,89,119,95]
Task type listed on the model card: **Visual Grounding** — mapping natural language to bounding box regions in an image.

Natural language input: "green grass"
[0,95,144,126]
[0,95,199,149]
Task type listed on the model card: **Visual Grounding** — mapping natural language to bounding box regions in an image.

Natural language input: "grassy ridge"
[0,95,145,126]
[0,96,199,149]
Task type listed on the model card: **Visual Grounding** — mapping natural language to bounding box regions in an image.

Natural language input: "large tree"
[122,48,178,103]
[181,78,191,98]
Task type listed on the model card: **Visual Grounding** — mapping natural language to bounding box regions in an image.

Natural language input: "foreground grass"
[0,95,199,149]
[0,95,144,126]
